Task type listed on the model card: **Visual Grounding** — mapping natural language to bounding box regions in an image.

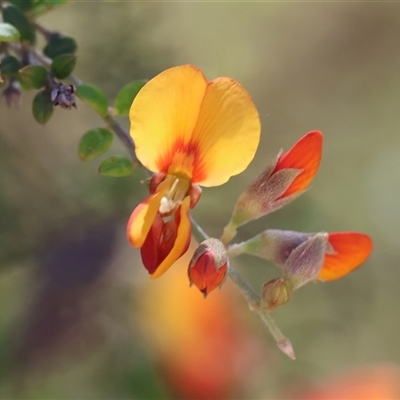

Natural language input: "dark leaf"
[32,90,54,124]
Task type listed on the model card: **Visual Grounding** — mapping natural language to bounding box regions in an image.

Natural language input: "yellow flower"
[127,65,260,278]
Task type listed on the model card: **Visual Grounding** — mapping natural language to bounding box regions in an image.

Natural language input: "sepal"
[283,232,328,288]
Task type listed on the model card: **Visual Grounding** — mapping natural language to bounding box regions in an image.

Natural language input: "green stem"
[190,217,295,359]
[227,262,260,308]
[220,220,237,245]
[27,46,140,166]
[226,241,246,258]
[103,112,140,167]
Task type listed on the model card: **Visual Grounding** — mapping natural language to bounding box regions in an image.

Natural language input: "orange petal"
[127,191,164,248]
[151,196,192,279]
[127,178,171,248]
[191,77,261,186]
[275,130,323,198]
[129,65,207,174]
[318,232,373,281]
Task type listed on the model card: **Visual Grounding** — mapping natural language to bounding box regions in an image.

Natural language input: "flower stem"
[260,313,296,360]
[226,242,246,258]
[190,217,295,359]
[103,112,140,167]
[220,221,237,245]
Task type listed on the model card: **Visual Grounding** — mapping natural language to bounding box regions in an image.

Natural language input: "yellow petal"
[191,77,261,186]
[129,65,207,174]
[127,180,170,248]
[151,196,191,279]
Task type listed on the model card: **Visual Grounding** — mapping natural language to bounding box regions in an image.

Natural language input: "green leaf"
[10,0,70,15]
[2,5,35,43]
[76,84,108,116]
[32,90,54,124]
[78,128,113,161]
[0,22,20,42]
[98,156,134,177]
[8,0,36,12]
[19,65,47,89]
[114,80,147,116]
[43,34,77,59]
[51,53,77,79]
[42,0,70,5]
[0,55,22,78]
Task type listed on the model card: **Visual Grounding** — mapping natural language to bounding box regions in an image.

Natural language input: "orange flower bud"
[221,131,322,244]
[229,229,373,285]
[188,239,228,297]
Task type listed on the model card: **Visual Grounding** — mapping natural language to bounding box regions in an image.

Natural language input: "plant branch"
[190,217,295,359]
[12,22,295,358]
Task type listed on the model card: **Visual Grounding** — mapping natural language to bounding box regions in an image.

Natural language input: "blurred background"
[1,1,400,399]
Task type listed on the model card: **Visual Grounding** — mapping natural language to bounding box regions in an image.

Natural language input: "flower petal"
[191,77,261,186]
[275,130,323,198]
[151,196,192,279]
[129,65,208,174]
[127,179,171,248]
[140,213,165,274]
[318,232,373,281]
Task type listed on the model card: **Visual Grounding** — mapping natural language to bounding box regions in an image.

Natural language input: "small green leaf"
[51,53,77,79]
[43,34,77,59]
[0,55,22,78]
[2,5,35,43]
[19,65,47,89]
[0,22,20,42]
[32,90,54,124]
[76,84,108,116]
[10,0,70,16]
[78,128,113,161]
[114,80,147,116]
[9,0,35,12]
[98,156,134,177]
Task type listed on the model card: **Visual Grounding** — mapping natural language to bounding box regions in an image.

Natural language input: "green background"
[0,2,398,399]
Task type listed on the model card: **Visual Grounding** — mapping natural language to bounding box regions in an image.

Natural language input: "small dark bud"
[51,83,76,109]
[2,79,21,108]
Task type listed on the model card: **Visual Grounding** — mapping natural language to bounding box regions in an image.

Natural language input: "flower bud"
[229,230,328,288]
[228,229,313,266]
[221,131,322,244]
[261,278,294,312]
[2,79,21,108]
[51,83,76,109]
[188,238,228,297]
[229,230,373,285]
